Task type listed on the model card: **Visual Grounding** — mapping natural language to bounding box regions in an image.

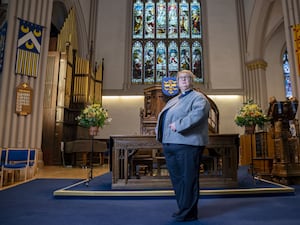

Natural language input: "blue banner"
[15,18,43,77]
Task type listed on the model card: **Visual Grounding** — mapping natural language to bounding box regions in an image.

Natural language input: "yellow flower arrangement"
[234,100,269,127]
[76,103,111,128]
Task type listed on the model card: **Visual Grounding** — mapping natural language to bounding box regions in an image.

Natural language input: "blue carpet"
[65,166,280,191]
[0,178,300,225]
[52,166,295,199]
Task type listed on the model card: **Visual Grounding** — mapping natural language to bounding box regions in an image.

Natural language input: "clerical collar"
[179,89,193,98]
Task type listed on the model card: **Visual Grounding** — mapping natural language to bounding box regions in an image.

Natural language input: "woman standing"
[156,70,210,222]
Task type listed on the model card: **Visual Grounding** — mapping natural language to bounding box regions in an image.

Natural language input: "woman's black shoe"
[175,216,198,222]
[172,212,179,217]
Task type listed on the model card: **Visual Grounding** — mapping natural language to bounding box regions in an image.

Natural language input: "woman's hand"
[169,122,176,132]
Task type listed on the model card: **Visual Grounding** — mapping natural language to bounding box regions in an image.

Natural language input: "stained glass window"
[191,0,201,38]
[192,41,202,81]
[144,41,155,83]
[168,0,178,39]
[282,50,292,98]
[168,41,179,76]
[156,41,167,82]
[156,0,166,39]
[132,41,143,83]
[179,0,189,38]
[180,41,190,70]
[145,0,155,38]
[131,0,203,84]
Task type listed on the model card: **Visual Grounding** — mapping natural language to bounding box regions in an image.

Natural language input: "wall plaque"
[16,82,32,115]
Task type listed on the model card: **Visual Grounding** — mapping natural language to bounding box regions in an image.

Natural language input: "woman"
[156,70,210,222]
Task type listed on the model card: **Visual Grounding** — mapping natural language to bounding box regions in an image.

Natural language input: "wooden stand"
[240,132,274,177]
[271,121,300,184]
[267,99,300,184]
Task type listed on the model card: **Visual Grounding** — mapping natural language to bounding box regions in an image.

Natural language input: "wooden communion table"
[110,134,239,189]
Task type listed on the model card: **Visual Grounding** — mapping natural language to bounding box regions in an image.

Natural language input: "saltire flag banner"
[292,24,300,76]
[162,76,179,96]
[0,22,7,73]
[15,18,43,77]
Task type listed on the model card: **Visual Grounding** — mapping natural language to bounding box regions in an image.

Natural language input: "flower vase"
[89,126,99,136]
[245,124,256,135]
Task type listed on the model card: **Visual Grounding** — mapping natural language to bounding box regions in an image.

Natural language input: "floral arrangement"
[234,99,269,127]
[76,103,111,128]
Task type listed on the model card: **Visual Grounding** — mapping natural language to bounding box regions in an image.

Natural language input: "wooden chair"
[0,148,30,187]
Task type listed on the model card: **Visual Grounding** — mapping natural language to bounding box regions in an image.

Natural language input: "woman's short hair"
[176,70,196,86]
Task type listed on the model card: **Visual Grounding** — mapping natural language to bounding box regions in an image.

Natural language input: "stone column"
[245,60,268,111]
[281,0,300,114]
[0,0,53,152]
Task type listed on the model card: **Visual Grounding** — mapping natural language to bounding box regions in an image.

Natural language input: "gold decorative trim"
[246,60,268,70]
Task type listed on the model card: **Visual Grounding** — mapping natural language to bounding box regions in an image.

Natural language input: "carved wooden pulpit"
[268,97,300,184]
[140,85,219,135]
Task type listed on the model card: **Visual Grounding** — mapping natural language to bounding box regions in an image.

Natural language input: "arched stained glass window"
[168,0,178,39]
[145,0,155,38]
[192,41,203,81]
[156,1,166,39]
[282,50,292,98]
[191,0,201,38]
[180,41,190,70]
[132,41,143,83]
[131,0,204,84]
[144,41,155,83]
[156,41,167,82]
[133,1,144,39]
[168,41,179,76]
[179,0,189,38]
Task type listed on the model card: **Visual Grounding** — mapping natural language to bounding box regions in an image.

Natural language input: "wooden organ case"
[42,8,105,166]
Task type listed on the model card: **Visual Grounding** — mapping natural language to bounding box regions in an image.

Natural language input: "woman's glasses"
[178,76,191,80]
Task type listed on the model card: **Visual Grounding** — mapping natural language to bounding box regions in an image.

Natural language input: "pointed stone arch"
[51,0,89,57]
